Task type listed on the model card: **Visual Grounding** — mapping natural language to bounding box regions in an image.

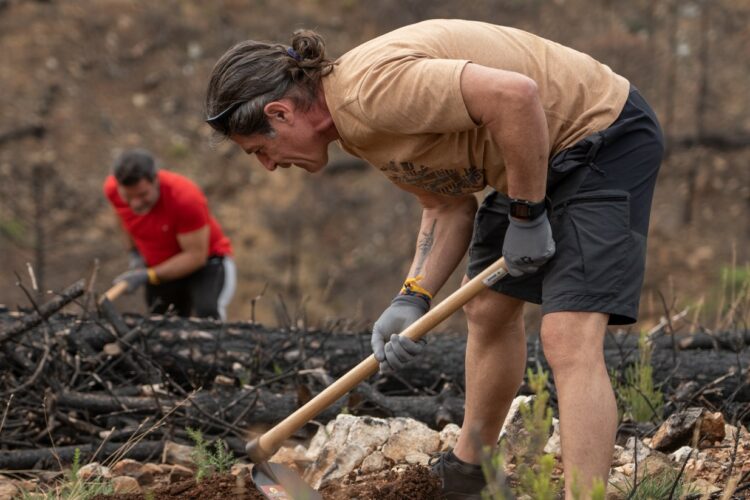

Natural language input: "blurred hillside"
[0,0,748,332]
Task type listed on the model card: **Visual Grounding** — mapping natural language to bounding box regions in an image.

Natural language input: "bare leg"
[541,311,616,499]
[453,280,527,464]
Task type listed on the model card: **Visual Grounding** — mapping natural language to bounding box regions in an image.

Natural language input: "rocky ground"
[1,401,747,499]
[1,302,749,498]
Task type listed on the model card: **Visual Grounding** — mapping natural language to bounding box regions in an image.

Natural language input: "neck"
[310,88,340,143]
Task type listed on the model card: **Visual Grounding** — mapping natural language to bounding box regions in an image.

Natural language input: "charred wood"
[0,440,163,470]
[0,280,85,344]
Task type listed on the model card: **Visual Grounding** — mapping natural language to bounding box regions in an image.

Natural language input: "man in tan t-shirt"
[205,19,663,499]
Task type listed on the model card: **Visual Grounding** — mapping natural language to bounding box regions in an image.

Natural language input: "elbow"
[425,193,477,217]
[192,252,208,270]
[506,75,540,106]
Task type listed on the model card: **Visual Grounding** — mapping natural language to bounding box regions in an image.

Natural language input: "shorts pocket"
[551,189,632,296]
[468,191,507,265]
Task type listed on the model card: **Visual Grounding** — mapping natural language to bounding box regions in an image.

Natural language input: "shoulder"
[160,170,201,194]
[103,175,120,202]
[159,170,206,206]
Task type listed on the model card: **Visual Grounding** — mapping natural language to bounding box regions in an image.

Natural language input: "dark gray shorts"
[466,87,664,325]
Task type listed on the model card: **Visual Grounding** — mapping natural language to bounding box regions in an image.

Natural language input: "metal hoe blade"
[252,461,322,500]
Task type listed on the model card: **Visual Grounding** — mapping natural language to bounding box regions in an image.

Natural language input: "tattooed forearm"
[414,219,437,276]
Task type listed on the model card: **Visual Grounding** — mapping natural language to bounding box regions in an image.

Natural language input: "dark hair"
[205,29,334,138]
[112,149,157,186]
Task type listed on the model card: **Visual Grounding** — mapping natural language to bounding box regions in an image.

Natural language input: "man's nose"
[256,153,276,171]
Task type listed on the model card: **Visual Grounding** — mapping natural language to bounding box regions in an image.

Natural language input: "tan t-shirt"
[322,19,630,195]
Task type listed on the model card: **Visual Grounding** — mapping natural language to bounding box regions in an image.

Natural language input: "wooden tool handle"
[246,257,508,463]
[99,281,128,304]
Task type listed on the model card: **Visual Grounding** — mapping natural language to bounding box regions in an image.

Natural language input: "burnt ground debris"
[87,467,442,500]
[0,282,749,496]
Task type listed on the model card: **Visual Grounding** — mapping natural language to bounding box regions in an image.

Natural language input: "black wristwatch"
[509,198,547,221]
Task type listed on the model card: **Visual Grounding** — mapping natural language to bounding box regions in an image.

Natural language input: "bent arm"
[460,63,549,202]
[397,185,478,298]
[151,225,209,282]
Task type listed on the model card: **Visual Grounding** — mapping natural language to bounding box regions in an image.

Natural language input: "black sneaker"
[429,451,487,500]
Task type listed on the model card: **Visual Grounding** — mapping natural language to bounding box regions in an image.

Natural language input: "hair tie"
[286,47,302,61]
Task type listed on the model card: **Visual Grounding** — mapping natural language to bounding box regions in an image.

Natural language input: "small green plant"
[187,427,236,482]
[514,369,559,500]
[613,467,694,499]
[588,478,606,500]
[571,475,606,500]
[481,368,560,500]
[613,330,663,423]
[70,447,82,482]
[481,445,511,499]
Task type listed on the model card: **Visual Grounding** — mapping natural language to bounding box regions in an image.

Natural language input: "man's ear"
[264,100,294,123]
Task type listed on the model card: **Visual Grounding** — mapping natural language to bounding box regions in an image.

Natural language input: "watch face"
[510,199,545,220]
[510,203,532,218]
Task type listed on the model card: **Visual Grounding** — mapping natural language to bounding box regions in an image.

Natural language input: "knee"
[541,312,608,371]
[463,290,524,337]
[540,327,583,372]
[540,318,606,373]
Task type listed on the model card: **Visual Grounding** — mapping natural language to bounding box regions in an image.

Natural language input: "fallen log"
[0,440,163,470]
[70,321,750,405]
[55,387,466,431]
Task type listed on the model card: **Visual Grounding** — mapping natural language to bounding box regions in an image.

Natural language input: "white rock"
[543,418,561,456]
[305,424,330,460]
[498,395,533,442]
[112,476,141,494]
[617,436,651,464]
[359,451,387,473]
[723,423,740,443]
[611,445,627,466]
[688,478,721,495]
[162,441,194,467]
[439,423,461,452]
[111,458,143,477]
[404,452,431,466]
[0,481,18,499]
[614,463,634,476]
[348,416,390,450]
[499,395,545,460]
[669,445,694,463]
[168,464,193,484]
[306,443,368,489]
[606,469,630,499]
[77,463,112,481]
[303,415,390,489]
[381,418,440,462]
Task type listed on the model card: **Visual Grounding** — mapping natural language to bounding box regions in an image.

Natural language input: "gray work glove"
[502,212,556,277]
[128,249,145,270]
[113,268,149,294]
[371,294,429,372]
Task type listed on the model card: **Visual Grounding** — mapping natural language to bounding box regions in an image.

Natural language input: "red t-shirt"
[104,170,233,267]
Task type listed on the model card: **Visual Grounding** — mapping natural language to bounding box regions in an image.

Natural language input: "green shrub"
[186,427,236,482]
[482,368,561,499]
[613,330,663,423]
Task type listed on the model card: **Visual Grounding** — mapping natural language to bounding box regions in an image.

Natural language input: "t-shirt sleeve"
[355,56,476,134]
[103,175,124,207]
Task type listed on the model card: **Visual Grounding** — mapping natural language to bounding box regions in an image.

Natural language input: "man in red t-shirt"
[104,149,236,320]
